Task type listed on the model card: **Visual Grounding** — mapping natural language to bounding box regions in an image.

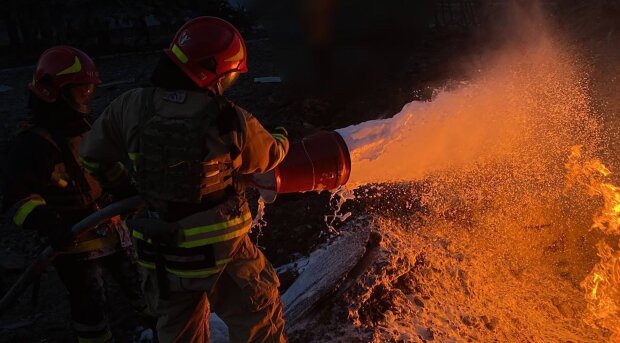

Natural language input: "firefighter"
[2,46,148,343]
[80,17,289,342]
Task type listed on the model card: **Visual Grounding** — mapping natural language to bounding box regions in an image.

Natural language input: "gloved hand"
[23,206,74,249]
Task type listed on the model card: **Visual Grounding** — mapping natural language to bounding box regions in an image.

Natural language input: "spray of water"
[252,197,268,242]
[325,12,617,340]
[323,186,355,234]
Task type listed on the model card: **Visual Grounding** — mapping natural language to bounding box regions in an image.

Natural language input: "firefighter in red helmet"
[80,17,288,342]
[2,46,150,343]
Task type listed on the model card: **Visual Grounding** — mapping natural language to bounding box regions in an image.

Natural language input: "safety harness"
[15,125,123,258]
[129,88,251,298]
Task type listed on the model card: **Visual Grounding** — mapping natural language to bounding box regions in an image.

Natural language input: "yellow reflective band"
[137,258,232,278]
[132,213,251,245]
[137,260,154,269]
[77,330,112,343]
[277,146,286,163]
[177,225,250,248]
[224,43,245,62]
[183,212,252,236]
[56,56,82,76]
[13,198,46,227]
[272,133,287,143]
[166,266,222,278]
[132,230,149,241]
[79,156,100,172]
[60,234,119,255]
[133,221,250,247]
[171,44,189,64]
[128,152,137,161]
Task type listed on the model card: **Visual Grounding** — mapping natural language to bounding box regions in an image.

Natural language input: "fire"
[565,145,620,337]
[591,272,604,299]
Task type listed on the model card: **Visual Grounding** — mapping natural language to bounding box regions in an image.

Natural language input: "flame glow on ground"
[326,28,619,341]
[566,145,620,339]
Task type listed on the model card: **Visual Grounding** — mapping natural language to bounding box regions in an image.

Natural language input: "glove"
[23,206,74,249]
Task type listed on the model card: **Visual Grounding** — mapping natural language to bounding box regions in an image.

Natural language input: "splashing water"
[337,40,599,186]
[317,28,619,340]
[324,186,355,234]
[252,197,268,238]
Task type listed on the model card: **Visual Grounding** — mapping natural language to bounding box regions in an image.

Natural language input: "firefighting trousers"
[141,235,286,343]
[53,247,146,343]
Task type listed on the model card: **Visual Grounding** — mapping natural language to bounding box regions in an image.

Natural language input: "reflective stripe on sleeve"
[77,330,113,343]
[132,215,252,248]
[78,156,100,173]
[137,258,231,278]
[271,133,288,146]
[13,198,46,227]
[183,212,252,236]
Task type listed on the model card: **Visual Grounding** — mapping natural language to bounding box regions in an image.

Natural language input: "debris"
[413,296,425,308]
[282,222,371,327]
[418,326,434,341]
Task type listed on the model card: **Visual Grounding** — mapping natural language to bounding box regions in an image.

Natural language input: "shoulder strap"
[49,130,94,205]
[25,126,60,151]
[210,96,242,160]
[138,87,158,131]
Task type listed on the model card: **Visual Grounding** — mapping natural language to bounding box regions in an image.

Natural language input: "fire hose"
[0,131,352,317]
[0,195,146,316]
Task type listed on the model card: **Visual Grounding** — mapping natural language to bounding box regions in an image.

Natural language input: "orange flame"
[591,272,604,299]
[566,145,620,337]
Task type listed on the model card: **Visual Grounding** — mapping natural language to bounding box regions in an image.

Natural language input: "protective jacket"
[2,120,144,342]
[3,124,127,258]
[80,88,289,279]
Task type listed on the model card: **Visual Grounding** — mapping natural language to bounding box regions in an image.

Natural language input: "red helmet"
[29,46,100,102]
[164,17,248,90]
